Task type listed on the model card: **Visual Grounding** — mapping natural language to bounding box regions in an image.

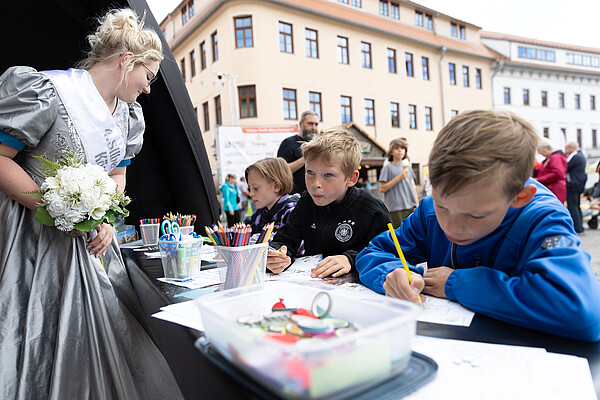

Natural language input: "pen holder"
[215,243,267,290]
[140,223,160,246]
[180,225,194,236]
[158,237,203,280]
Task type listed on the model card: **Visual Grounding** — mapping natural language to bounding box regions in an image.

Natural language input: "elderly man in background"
[565,141,587,234]
[277,110,319,194]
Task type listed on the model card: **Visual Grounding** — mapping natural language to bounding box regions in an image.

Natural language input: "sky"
[146,0,600,49]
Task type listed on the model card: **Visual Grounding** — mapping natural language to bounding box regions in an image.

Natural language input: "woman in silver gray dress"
[0,9,183,399]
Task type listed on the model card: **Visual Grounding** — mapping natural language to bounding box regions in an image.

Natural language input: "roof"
[481,31,600,55]
[166,0,496,60]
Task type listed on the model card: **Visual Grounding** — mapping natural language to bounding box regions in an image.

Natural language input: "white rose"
[55,216,73,232]
[41,176,60,191]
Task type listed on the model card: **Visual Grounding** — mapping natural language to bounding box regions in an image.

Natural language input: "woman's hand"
[85,223,114,257]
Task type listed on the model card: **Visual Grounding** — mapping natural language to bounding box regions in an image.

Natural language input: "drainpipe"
[438,46,447,126]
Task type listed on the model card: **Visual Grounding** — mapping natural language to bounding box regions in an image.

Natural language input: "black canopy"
[1,0,220,228]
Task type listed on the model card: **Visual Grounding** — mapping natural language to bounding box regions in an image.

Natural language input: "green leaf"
[35,206,56,227]
[74,218,103,232]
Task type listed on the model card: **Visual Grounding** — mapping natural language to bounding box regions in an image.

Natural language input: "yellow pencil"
[387,223,423,308]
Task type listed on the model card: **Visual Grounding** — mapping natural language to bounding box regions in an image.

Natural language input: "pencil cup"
[180,225,194,236]
[158,237,203,280]
[215,243,267,290]
[140,223,160,246]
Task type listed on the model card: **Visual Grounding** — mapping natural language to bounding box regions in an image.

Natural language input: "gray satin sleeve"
[0,66,58,148]
[124,102,145,160]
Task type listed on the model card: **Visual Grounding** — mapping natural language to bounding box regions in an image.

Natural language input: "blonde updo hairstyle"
[77,9,163,83]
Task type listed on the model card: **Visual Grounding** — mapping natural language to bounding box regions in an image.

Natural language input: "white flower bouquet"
[26,155,131,232]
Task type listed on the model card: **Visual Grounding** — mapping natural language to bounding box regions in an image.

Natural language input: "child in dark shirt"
[268,129,391,278]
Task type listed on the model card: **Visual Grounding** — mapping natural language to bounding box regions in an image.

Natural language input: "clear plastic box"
[158,237,202,280]
[196,282,419,399]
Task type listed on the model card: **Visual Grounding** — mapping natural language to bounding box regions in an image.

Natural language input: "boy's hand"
[422,267,452,299]
[383,268,425,304]
[267,245,291,274]
[311,255,351,278]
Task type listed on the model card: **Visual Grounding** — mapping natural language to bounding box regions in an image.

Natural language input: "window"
[283,88,297,120]
[309,91,322,120]
[352,0,362,6]
[575,94,581,109]
[405,53,414,77]
[462,66,469,87]
[361,42,372,69]
[475,68,482,89]
[390,3,399,19]
[408,105,417,129]
[451,23,457,37]
[448,63,456,85]
[339,0,349,3]
[424,14,433,30]
[234,16,253,48]
[523,89,529,106]
[390,102,400,127]
[592,95,597,110]
[379,0,388,16]
[561,128,567,139]
[364,99,375,126]
[211,31,219,62]
[543,127,549,138]
[593,129,597,148]
[577,128,582,147]
[180,58,186,81]
[189,50,196,77]
[517,46,556,62]
[503,87,511,104]
[424,107,432,131]
[459,25,466,40]
[387,48,397,73]
[279,22,294,53]
[202,102,209,132]
[422,57,429,80]
[559,92,565,108]
[200,41,207,70]
[566,52,600,67]
[543,91,551,107]
[181,0,194,25]
[305,28,319,58]
[415,11,423,27]
[341,96,352,123]
[238,85,256,118]
[214,95,222,126]
[337,36,349,64]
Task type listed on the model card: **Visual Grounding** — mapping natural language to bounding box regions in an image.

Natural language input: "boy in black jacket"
[267,129,391,278]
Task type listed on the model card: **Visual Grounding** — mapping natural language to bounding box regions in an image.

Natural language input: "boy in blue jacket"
[356,110,600,342]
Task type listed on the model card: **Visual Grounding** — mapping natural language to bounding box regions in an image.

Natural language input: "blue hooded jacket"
[356,178,600,342]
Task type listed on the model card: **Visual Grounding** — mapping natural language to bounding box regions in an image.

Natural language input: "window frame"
[408,104,417,129]
[189,49,196,77]
[238,84,257,118]
[390,102,400,127]
[364,98,375,126]
[309,91,323,121]
[234,16,253,49]
[305,28,319,59]
[448,62,456,85]
[462,65,469,87]
[202,101,209,132]
[341,95,353,123]
[211,31,219,62]
[214,95,222,126]
[200,41,207,71]
[361,41,372,69]
[282,88,298,120]
[387,48,397,73]
[424,106,432,131]
[405,52,414,77]
[337,36,350,64]
[279,21,294,54]
[421,56,430,80]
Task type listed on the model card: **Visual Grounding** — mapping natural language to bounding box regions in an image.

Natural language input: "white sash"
[42,69,125,173]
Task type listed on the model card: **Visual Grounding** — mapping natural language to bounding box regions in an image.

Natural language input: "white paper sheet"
[157,268,221,289]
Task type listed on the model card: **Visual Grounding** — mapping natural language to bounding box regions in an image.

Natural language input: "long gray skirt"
[0,193,183,400]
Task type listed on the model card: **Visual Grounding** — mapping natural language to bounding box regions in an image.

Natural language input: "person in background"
[237,175,250,218]
[268,129,391,279]
[379,138,419,228]
[244,157,300,240]
[221,173,240,226]
[277,110,319,194]
[356,110,600,342]
[565,141,587,234]
[533,138,567,203]
[0,8,183,398]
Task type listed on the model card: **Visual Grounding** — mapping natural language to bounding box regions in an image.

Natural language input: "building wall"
[161,0,495,180]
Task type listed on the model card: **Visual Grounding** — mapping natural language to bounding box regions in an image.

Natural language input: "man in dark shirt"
[565,141,587,233]
[277,110,319,194]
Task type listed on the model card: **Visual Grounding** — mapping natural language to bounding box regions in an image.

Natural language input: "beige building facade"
[159,0,495,182]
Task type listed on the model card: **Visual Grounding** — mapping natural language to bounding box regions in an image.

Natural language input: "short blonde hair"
[301,129,361,177]
[245,158,293,195]
[429,110,538,198]
[78,9,163,77]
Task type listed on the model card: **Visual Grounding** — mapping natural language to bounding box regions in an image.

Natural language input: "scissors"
[161,220,181,241]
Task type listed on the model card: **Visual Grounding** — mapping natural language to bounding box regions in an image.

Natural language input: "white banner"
[216,125,298,184]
